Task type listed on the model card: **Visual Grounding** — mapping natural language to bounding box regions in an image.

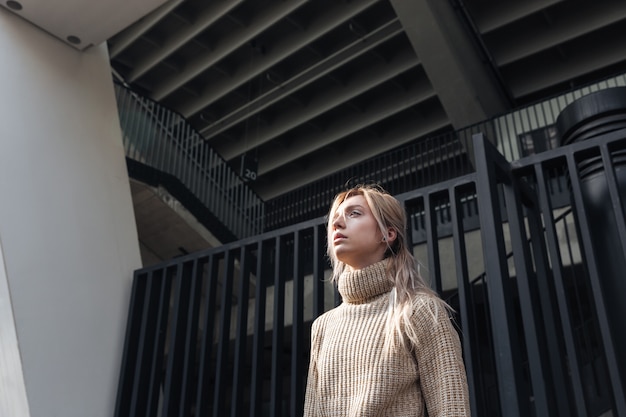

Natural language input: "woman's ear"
[385,228,397,244]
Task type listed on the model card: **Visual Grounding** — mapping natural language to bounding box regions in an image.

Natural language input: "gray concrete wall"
[0,8,142,417]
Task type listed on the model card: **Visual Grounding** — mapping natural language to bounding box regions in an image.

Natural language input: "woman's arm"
[303,319,322,417]
[412,297,471,417]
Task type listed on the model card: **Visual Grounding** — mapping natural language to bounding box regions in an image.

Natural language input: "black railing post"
[195,255,219,417]
[290,230,305,417]
[533,164,588,416]
[114,271,146,417]
[423,192,443,293]
[270,236,286,417]
[231,246,251,417]
[503,176,559,416]
[449,181,480,416]
[557,88,626,413]
[566,150,626,416]
[472,133,531,417]
[520,179,574,417]
[213,249,236,417]
[249,241,267,417]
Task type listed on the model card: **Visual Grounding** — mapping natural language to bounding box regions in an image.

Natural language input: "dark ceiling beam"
[255,109,451,200]
[109,0,184,58]
[492,2,626,66]
[151,0,308,100]
[126,0,245,83]
[256,81,437,175]
[215,47,420,161]
[198,18,404,138]
[389,0,508,128]
[179,0,380,118]
[506,31,626,98]
[473,0,563,33]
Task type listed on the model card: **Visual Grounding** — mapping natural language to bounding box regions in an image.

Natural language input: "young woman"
[304,184,471,416]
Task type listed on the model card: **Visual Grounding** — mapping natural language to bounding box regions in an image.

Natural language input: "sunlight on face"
[330,195,387,270]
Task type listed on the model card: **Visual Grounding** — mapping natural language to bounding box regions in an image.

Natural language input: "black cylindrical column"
[556,87,626,389]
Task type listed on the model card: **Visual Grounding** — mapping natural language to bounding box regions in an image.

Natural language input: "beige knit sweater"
[304,260,471,416]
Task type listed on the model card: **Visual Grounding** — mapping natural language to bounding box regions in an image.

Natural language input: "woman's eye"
[349,211,361,217]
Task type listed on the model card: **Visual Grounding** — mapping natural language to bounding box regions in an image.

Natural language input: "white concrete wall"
[0,8,141,417]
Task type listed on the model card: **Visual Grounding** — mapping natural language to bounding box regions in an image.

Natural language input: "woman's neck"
[338,259,393,304]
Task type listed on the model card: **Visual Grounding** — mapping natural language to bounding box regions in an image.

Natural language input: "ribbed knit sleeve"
[411,296,471,417]
[303,318,322,417]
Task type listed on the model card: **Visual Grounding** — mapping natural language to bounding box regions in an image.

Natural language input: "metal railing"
[114,72,626,239]
[114,82,264,240]
[265,72,626,230]
[114,126,626,416]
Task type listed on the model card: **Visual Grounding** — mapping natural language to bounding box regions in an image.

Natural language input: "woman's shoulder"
[311,305,341,330]
[408,291,452,329]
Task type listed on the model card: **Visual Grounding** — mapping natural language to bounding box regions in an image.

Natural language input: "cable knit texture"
[304,260,471,417]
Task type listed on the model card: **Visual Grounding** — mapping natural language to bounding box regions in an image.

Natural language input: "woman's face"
[330,194,387,270]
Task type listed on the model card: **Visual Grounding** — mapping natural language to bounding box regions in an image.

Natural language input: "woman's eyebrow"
[333,204,366,219]
[341,204,364,213]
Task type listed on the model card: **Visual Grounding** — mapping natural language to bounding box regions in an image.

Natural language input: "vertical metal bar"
[290,230,305,417]
[566,152,626,416]
[533,164,587,416]
[157,109,169,171]
[195,255,219,417]
[204,148,213,212]
[423,193,442,293]
[121,89,136,158]
[213,249,236,417]
[523,173,573,417]
[170,118,181,176]
[138,99,152,164]
[449,183,480,416]
[127,92,143,161]
[178,258,205,417]
[600,144,626,263]
[237,182,245,237]
[473,133,530,417]
[242,183,248,236]
[165,117,177,176]
[181,132,192,189]
[162,261,196,417]
[217,162,226,223]
[145,269,173,417]
[179,125,189,182]
[502,179,555,417]
[313,224,325,319]
[114,271,147,417]
[249,241,267,417]
[195,139,205,202]
[270,236,286,417]
[231,246,251,417]
[116,87,131,156]
[126,270,157,417]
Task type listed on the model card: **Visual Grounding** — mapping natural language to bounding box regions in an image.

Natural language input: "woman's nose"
[332,214,345,229]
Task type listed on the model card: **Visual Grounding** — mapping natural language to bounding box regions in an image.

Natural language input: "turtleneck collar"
[338,259,394,304]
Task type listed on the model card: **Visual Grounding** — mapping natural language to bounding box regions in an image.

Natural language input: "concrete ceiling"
[108,0,626,201]
[6,0,625,262]
[0,0,168,50]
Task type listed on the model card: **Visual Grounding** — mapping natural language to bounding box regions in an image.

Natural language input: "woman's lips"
[333,233,347,243]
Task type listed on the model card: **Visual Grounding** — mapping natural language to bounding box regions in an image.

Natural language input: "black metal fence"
[115,123,626,416]
[115,82,264,240]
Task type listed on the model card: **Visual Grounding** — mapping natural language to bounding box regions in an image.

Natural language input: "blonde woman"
[304,184,471,416]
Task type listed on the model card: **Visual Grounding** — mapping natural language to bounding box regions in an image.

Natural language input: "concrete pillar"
[389,0,508,129]
[0,8,142,417]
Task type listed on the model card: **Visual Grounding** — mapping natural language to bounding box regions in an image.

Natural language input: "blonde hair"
[327,184,449,351]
